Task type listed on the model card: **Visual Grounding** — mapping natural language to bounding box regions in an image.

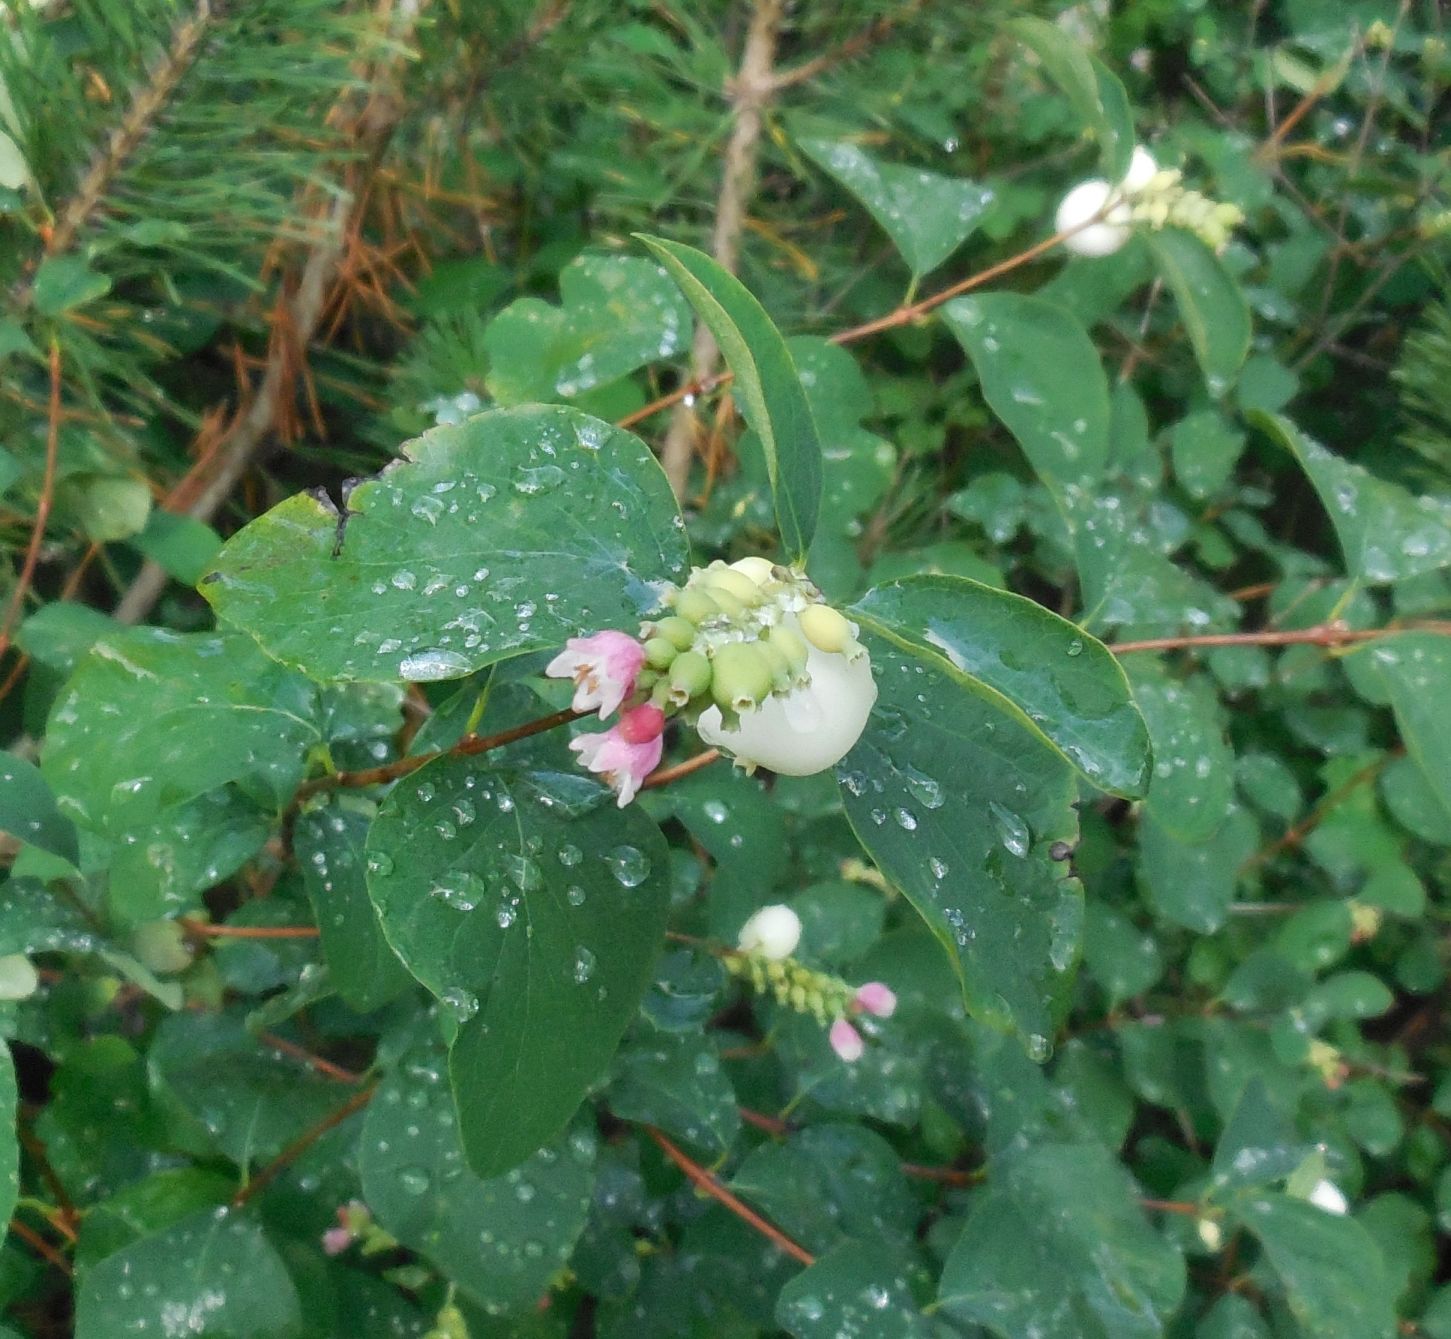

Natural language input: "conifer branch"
[41,0,218,266]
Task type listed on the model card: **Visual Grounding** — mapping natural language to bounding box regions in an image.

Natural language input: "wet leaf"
[359,1041,594,1315]
[484,254,691,404]
[799,138,994,275]
[366,756,670,1176]
[944,293,1111,492]
[73,1207,303,1339]
[638,235,822,561]
[1236,1194,1397,1339]
[938,1140,1185,1338]
[295,798,411,1013]
[608,1023,738,1157]
[852,575,1151,797]
[777,1239,933,1338]
[1138,806,1258,933]
[0,1046,15,1240]
[202,405,688,683]
[0,751,79,866]
[837,633,1081,1046]
[1146,228,1250,395]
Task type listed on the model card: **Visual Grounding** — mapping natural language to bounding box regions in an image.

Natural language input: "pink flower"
[853,982,897,1018]
[829,1017,864,1063]
[569,704,665,807]
[321,1225,354,1256]
[546,631,645,719]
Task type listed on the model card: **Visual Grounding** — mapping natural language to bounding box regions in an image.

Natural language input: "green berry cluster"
[1129,168,1244,251]
[724,950,854,1025]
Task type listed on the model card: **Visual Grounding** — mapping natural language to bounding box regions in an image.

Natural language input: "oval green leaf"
[365,756,671,1176]
[1145,228,1250,396]
[637,234,822,562]
[201,405,689,683]
[852,575,1151,797]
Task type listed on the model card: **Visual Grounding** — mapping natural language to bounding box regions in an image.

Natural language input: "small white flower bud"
[0,954,38,1001]
[1055,178,1132,257]
[1122,145,1159,193]
[1307,1179,1349,1215]
[729,556,776,586]
[737,904,802,961]
[1196,1217,1224,1251]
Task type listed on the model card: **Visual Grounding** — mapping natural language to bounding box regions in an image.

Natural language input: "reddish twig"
[642,748,722,790]
[1109,622,1451,655]
[257,1031,365,1086]
[738,1106,793,1135]
[1240,753,1391,871]
[8,1217,72,1276]
[1139,1197,1203,1216]
[644,1125,815,1266]
[233,1085,376,1208]
[0,344,62,661]
[900,1162,980,1187]
[179,918,320,940]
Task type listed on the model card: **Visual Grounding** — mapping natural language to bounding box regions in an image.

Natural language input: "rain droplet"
[605,845,650,888]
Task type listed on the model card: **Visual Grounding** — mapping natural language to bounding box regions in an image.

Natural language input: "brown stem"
[660,0,784,497]
[642,748,722,790]
[767,1,928,92]
[1109,622,1451,655]
[738,1106,793,1135]
[1240,753,1392,871]
[233,1085,376,1208]
[256,1031,365,1086]
[7,1217,72,1276]
[900,1162,981,1187]
[295,705,581,801]
[644,1125,815,1266]
[0,344,62,660]
[1139,1197,1203,1216]
[179,918,320,940]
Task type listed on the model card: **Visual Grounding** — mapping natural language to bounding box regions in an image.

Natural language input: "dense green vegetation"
[0,1,1449,1335]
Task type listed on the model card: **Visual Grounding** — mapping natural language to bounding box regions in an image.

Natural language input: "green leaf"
[73,1167,232,1272]
[60,473,152,542]
[731,1124,919,1257]
[943,293,1111,492]
[1145,229,1250,395]
[31,255,112,316]
[74,1207,303,1339]
[1010,17,1135,177]
[608,1024,738,1156]
[1138,806,1258,933]
[776,1240,932,1339]
[0,1045,16,1243]
[1124,661,1234,843]
[1170,410,1245,499]
[42,628,317,838]
[837,632,1081,1046]
[126,510,223,584]
[1236,1194,1397,1339]
[0,129,27,190]
[1210,1079,1309,1199]
[365,757,671,1176]
[798,138,994,275]
[851,575,1151,797]
[938,1140,1185,1338]
[358,1041,594,1315]
[0,751,79,866]
[1358,635,1451,818]
[202,405,688,683]
[1258,413,1451,585]
[294,798,411,1013]
[637,234,822,561]
[483,254,692,405]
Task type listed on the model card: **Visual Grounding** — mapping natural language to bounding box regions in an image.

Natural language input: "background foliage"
[1,0,1450,1335]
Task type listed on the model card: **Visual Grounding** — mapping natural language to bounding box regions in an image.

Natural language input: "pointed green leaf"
[1138,806,1258,932]
[1011,17,1135,177]
[777,1240,933,1339]
[637,234,822,561]
[1146,228,1250,395]
[837,632,1082,1045]
[798,138,994,275]
[1257,412,1451,585]
[943,293,1111,492]
[359,1041,594,1315]
[202,405,688,683]
[483,254,692,404]
[0,751,79,866]
[1357,634,1451,818]
[31,255,111,316]
[851,575,1151,797]
[365,757,670,1176]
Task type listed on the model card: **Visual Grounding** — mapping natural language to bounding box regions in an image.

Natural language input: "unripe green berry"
[130,919,194,975]
[667,650,712,705]
[675,588,720,625]
[767,624,809,675]
[653,615,698,651]
[702,566,761,605]
[730,555,776,586]
[711,642,774,711]
[703,586,747,619]
[799,603,854,653]
[643,637,678,670]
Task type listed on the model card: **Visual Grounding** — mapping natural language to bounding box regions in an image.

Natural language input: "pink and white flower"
[852,982,897,1018]
[569,704,666,807]
[829,1017,865,1063]
[546,630,645,719]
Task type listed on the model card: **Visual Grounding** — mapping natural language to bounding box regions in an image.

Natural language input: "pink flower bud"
[829,1017,864,1063]
[853,982,897,1018]
[569,716,664,807]
[617,703,665,745]
[321,1226,354,1256]
[546,631,645,719]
